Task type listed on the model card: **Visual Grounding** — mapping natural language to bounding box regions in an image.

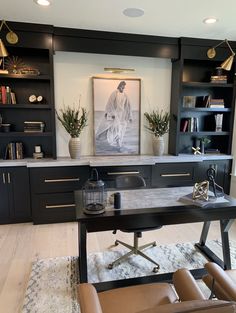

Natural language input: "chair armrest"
[173,269,205,301]
[78,283,103,313]
[205,262,236,300]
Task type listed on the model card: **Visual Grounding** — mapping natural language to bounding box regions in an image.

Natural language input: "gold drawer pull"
[44,178,80,183]
[45,204,75,209]
[161,173,191,177]
[107,171,140,175]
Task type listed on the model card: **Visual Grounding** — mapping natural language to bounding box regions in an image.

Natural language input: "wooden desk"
[75,187,236,291]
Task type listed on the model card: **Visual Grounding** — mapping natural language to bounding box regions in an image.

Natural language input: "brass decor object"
[207,39,235,71]
[193,181,209,201]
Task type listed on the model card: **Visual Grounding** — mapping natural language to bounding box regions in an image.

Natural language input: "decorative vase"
[153,136,164,156]
[69,137,80,159]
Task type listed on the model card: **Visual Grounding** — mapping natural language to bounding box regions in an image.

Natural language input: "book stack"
[24,121,45,132]
[4,142,24,160]
[180,117,199,132]
[208,98,225,108]
[0,86,16,104]
[210,75,227,84]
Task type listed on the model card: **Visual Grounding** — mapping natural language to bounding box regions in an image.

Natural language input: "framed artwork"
[93,77,141,155]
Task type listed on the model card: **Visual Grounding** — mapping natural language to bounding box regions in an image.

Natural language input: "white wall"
[54,52,172,156]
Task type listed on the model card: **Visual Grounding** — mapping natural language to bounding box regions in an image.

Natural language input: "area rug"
[21,240,236,313]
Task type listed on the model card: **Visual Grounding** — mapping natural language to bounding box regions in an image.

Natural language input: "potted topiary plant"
[56,102,88,159]
[144,110,170,156]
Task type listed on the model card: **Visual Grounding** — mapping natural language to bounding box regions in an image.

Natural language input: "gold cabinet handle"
[45,204,75,209]
[44,178,80,183]
[107,171,140,175]
[160,173,191,177]
[2,173,6,184]
[7,172,11,183]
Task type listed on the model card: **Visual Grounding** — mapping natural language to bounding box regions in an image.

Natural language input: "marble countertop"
[0,154,233,167]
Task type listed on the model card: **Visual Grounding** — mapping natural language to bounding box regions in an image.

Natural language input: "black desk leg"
[195,219,234,270]
[199,221,211,245]
[221,219,234,270]
[78,222,88,283]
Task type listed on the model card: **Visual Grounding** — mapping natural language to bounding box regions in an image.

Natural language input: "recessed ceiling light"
[203,17,218,24]
[123,8,144,18]
[34,0,51,6]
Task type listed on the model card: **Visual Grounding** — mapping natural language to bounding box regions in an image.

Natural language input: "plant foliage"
[56,102,88,138]
[144,110,170,137]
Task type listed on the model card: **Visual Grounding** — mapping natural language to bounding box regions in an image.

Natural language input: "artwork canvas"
[93,77,141,155]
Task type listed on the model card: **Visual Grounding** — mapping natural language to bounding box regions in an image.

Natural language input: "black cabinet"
[30,166,89,224]
[169,38,236,155]
[151,162,197,187]
[93,165,152,189]
[0,166,31,224]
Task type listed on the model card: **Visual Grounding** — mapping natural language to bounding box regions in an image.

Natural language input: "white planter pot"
[69,137,80,159]
[153,136,164,156]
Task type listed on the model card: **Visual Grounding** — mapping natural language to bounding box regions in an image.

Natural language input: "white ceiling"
[2,0,236,41]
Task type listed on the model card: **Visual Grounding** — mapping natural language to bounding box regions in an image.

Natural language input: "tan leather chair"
[78,268,236,313]
[203,262,236,301]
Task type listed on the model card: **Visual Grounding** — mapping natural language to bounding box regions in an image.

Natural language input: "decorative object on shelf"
[192,146,201,155]
[193,180,209,201]
[0,39,9,74]
[82,168,105,215]
[28,94,44,103]
[199,137,211,154]
[210,67,227,84]
[215,114,223,132]
[33,145,44,159]
[0,20,19,44]
[144,109,170,156]
[93,77,141,156]
[20,66,40,75]
[207,39,235,71]
[1,123,11,132]
[207,167,224,198]
[5,56,25,74]
[56,100,88,159]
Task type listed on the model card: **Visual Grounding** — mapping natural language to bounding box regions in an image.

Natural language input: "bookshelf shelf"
[0,74,51,80]
[182,82,234,88]
[179,131,229,136]
[0,132,53,137]
[0,104,52,109]
[181,108,231,113]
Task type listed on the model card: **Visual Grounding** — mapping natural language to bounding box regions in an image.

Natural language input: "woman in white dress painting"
[95,81,133,153]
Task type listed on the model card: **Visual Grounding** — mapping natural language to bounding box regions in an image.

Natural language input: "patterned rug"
[21,240,236,313]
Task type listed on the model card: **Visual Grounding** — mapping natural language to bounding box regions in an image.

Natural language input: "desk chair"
[203,262,236,301]
[108,174,160,273]
[78,268,235,313]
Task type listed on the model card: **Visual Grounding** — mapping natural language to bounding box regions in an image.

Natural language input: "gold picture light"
[207,39,235,71]
[104,67,135,73]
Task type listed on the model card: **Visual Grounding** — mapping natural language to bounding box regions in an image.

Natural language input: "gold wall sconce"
[104,67,135,73]
[0,20,18,74]
[207,39,235,71]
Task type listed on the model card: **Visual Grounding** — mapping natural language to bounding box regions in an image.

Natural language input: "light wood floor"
[1,221,236,313]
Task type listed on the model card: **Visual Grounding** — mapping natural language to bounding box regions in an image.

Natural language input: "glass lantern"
[82,168,105,214]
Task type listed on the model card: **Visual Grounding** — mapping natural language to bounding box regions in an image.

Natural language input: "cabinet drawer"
[94,165,151,188]
[32,192,77,224]
[151,163,197,187]
[30,166,89,194]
